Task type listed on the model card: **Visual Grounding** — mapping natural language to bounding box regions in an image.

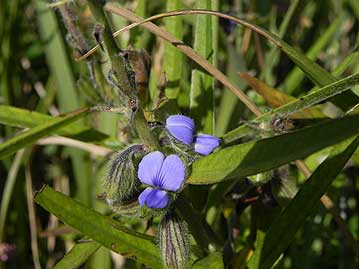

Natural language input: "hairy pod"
[103,144,147,206]
[158,211,190,269]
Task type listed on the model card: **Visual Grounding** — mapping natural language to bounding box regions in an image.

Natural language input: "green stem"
[87,0,133,96]
[86,0,159,149]
[134,108,160,150]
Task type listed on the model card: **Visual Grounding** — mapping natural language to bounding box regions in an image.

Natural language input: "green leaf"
[188,114,359,184]
[53,240,101,269]
[0,150,26,241]
[0,105,108,142]
[34,185,162,268]
[223,72,359,144]
[163,0,183,99]
[248,136,359,269]
[192,252,224,269]
[216,45,248,136]
[190,0,215,134]
[0,108,89,160]
[36,1,80,113]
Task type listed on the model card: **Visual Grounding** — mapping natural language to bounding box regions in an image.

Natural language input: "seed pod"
[103,144,147,206]
[158,211,190,269]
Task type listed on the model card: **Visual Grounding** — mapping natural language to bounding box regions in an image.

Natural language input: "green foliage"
[1,1,358,269]
[189,115,359,184]
[248,136,359,269]
[0,108,89,159]
[52,240,101,269]
[34,185,162,268]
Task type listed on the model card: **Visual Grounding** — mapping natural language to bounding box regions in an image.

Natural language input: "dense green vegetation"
[0,0,358,268]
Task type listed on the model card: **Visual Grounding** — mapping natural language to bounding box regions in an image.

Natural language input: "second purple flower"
[166,115,221,155]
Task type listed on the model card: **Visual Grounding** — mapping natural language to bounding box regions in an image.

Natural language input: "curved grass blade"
[35,185,161,268]
[53,240,101,269]
[248,136,359,269]
[0,150,26,241]
[223,73,359,144]
[188,114,359,184]
[163,0,183,99]
[190,0,214,134]
[0,105,108,142]
[0,108,89,160]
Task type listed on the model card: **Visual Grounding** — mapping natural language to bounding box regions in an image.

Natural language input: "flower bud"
[104,144,147,206]
[158,211,190,269]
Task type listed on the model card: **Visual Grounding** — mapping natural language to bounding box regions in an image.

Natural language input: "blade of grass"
[53,240,101,269]
[188,114,359,184]
[0,150,25,241]
[0,108,89,160]
[248,136,359,269]
[0,105,108,142]
[163,0,183,100]
[190,0,214,134]
[223,73,359,144]
[25,163,41,269]
[36,1,79,113]
[34,185,162,268]
[216,45,247,136]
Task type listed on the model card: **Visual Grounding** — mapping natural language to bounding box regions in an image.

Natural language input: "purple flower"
[138,151,185,209]
[194,134,221,156]
[166,115,195,145]
[166,115,221,155]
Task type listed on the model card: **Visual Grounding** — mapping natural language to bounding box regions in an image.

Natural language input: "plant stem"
[86,0,159,149]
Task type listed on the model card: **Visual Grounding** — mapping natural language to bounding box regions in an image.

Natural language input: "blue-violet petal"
[194,134,221,156]
[138,187,169,209]
[138,151,164,187]
[157,154,185,192]
[166,115,195,145]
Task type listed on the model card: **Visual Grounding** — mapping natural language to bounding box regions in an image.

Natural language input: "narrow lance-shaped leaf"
[190,0,214,134]
[0,108,89,160]
[188,114,359,184]
[0,105,108,142]
[53,240,101,269]
[34,185,162,268]
[163,0,183,99]
[248,136,359,269]
[223,72,359,144]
